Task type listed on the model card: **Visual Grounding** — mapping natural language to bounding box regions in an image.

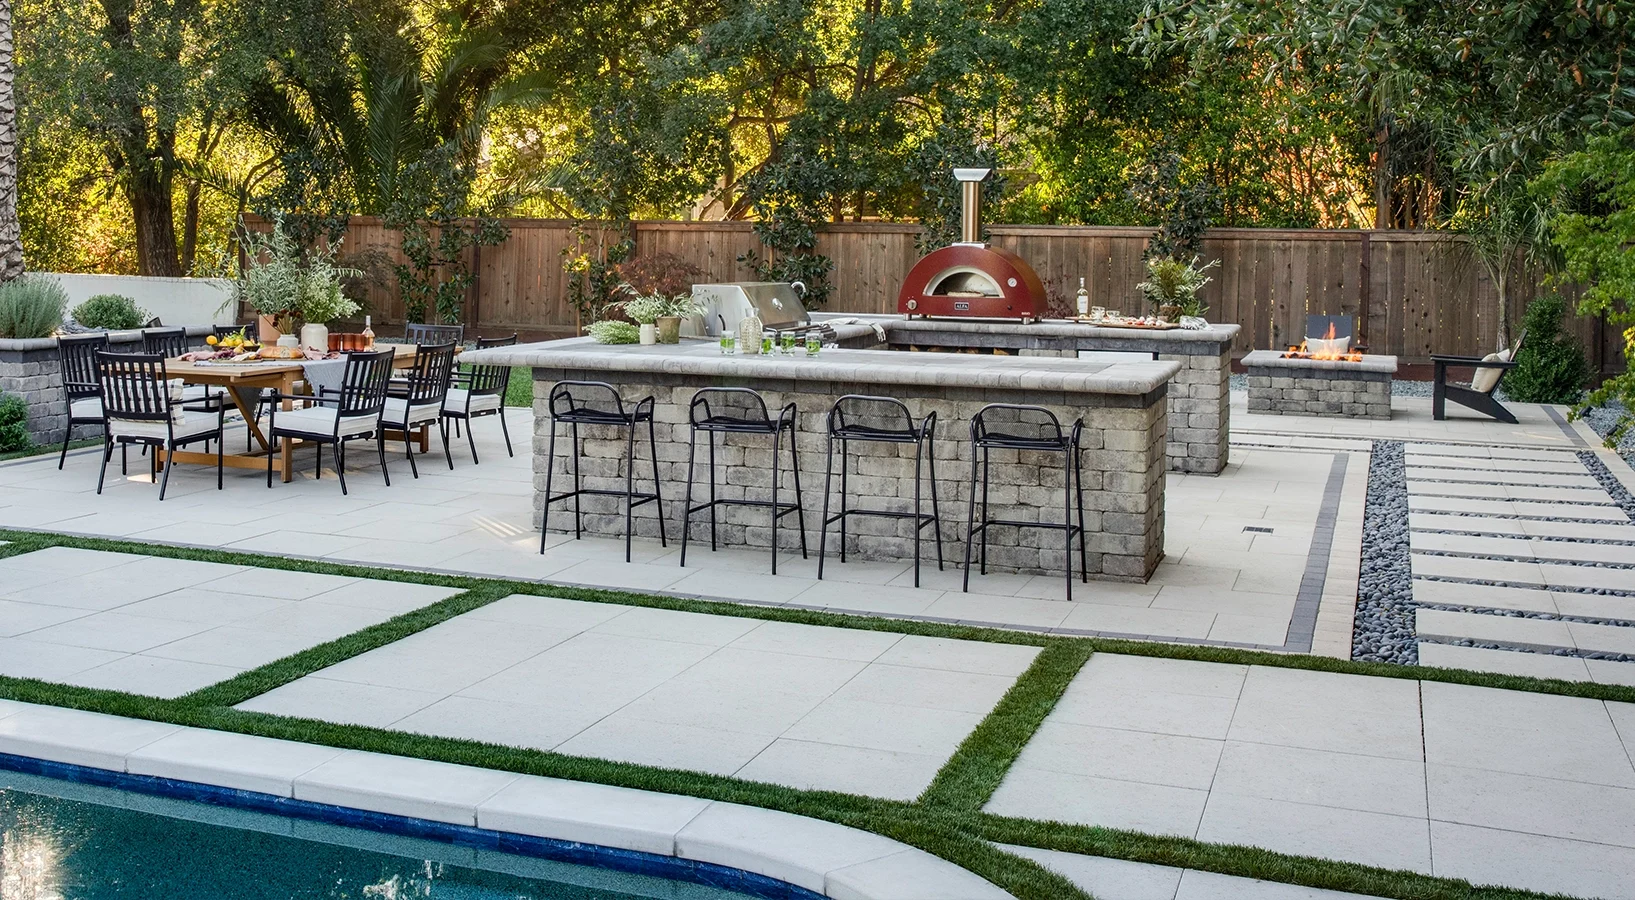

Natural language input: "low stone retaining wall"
[1242,349,1397,419]
[0,327,215,447]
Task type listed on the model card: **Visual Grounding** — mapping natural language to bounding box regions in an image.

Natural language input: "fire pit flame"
[1283,322,1364,363]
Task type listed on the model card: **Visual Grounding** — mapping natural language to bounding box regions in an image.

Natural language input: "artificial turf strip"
[918,641,1095,811]
[6,525,1635,707]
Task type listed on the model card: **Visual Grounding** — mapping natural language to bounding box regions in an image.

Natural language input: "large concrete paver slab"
[989,652,1635,898]
[235,594,1037,799]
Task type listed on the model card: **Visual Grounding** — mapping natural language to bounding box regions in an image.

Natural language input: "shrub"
[0,275,68,339]
[586,320,641,344]
[1506,295,1589,404]
[72,293,149,330]
[0,394,30,453]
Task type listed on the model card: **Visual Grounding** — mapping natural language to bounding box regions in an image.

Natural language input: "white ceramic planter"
[639,323,657,345]
[300,323,329,354]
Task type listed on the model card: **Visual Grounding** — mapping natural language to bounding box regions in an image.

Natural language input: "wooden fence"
[249,216,1623,370]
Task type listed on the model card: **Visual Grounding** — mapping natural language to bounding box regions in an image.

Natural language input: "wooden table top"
[164,344,417,383]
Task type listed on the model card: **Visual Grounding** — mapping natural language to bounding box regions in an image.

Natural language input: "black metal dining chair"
[443,333,515,464]
[94,351,225,500]
[56,333,108,470]
[264,348,396,495]
[381,341,457,477]
[405,322,464,346]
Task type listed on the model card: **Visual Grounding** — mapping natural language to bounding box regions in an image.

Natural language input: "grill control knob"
[906,299,918,311]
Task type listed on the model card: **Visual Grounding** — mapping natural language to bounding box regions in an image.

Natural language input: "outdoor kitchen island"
[463,338,1180,581]
[814,314,1240,475]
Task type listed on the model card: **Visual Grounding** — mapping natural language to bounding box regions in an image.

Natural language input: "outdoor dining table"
[159,343,421,483]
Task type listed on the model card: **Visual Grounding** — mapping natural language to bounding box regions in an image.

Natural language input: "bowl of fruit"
[185,328,263,362]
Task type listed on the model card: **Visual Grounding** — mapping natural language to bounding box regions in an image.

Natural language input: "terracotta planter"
[656,315,682,344]
[257,314,281,343]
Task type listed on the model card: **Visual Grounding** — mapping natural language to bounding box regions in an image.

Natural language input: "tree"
[20,0,259,276]
[1533,134,1635,448]
[0,0,22,280]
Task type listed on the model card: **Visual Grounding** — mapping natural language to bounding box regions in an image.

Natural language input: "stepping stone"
[1417,642,1591,681]
[1405,468,1597,487]
[1412,578,1559,615]
[1414,609,1574,653]
[1411,554,1547,585]
[1564,621,1635,656]
[1535,561,1635,592]
[1408,532,1537,557]
[1405,454,1587,474]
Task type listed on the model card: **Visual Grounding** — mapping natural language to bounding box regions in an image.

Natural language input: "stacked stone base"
[1245,359,1393,419]
[533,370,1167,581]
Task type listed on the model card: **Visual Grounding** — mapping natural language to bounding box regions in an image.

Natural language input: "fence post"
[1357,231,1372,349]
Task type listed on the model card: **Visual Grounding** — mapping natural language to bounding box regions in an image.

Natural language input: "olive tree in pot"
[238,217,360,351]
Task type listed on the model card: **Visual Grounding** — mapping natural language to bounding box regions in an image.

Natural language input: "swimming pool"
[0,770,794,899]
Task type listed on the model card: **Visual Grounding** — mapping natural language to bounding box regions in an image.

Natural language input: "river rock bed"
[1352,440,1417,664]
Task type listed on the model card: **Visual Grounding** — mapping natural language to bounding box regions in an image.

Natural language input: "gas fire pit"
[1243,340,1398,419]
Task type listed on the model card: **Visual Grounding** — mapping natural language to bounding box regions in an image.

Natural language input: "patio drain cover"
[1242,526,1274,534]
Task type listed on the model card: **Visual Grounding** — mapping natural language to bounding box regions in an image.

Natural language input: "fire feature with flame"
[1283,322,1364,362]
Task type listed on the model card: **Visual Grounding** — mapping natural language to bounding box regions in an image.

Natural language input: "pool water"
[0,773,764,899]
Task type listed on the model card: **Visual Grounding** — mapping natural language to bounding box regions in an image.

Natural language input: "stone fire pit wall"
[0,328,216,447]
[1241,349,1398,419]
[478,340,1180,582]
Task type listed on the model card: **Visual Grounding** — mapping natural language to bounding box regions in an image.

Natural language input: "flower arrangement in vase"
[238,215,362,350]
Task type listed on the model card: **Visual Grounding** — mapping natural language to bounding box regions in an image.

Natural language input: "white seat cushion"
[383,396,444,428]
[272,406,379,439]
[444,388,503,414]
[1471,348,1512,393]
[108,415,220,442]
[70,397,103,420]
[181,385,223,401]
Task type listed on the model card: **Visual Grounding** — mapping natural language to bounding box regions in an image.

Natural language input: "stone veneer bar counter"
[462,338,1180,581]
[812,314,1239,475]
[1242,349,1398,419]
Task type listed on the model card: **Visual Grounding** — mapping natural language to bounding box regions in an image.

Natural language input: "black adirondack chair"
[1432,329,1528,424]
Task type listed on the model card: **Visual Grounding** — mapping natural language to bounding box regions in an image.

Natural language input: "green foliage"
[1130,150,1221,260]
[1533,134,1635,447]
[586,320,641,344]
[0,276,67,339]
[1136,256,1216,316]
[71,294,148,331]
[238,216,361,328]
[0,395,31,454]
[1504,296,1589,405]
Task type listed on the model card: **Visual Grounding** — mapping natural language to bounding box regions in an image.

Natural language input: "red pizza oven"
[897,168,1046,322]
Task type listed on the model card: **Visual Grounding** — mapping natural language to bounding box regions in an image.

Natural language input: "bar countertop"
[462,337,1181,396]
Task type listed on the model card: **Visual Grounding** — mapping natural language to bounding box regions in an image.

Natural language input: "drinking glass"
[761,336,774,355]
[780,331,796,354]
[720,333,736,354]
[805,332,821,356]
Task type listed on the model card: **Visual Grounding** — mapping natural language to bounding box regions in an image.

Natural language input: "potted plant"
[621,291,671,345]
[238,216,360,350]
[1137,255,1217,322]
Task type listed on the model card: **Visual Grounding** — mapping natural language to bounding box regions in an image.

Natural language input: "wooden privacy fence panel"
[248,216,1621,369]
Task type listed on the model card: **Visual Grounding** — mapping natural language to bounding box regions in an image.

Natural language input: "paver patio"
[237,594,1040,799]
[0,547,460,696]
[985,652,1635,898]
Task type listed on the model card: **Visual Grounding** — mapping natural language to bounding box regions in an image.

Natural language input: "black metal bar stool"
[539,381,666,562]
[680,388,807,574]
[818,395,944,586]
[963,404,1089,600]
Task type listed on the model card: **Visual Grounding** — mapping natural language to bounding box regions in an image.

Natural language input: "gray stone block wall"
[1160,348,1230,474]
[1245,368,1392,419]
[0,346,86,447]
[1,329,215,448]
[531,371,1168,581]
